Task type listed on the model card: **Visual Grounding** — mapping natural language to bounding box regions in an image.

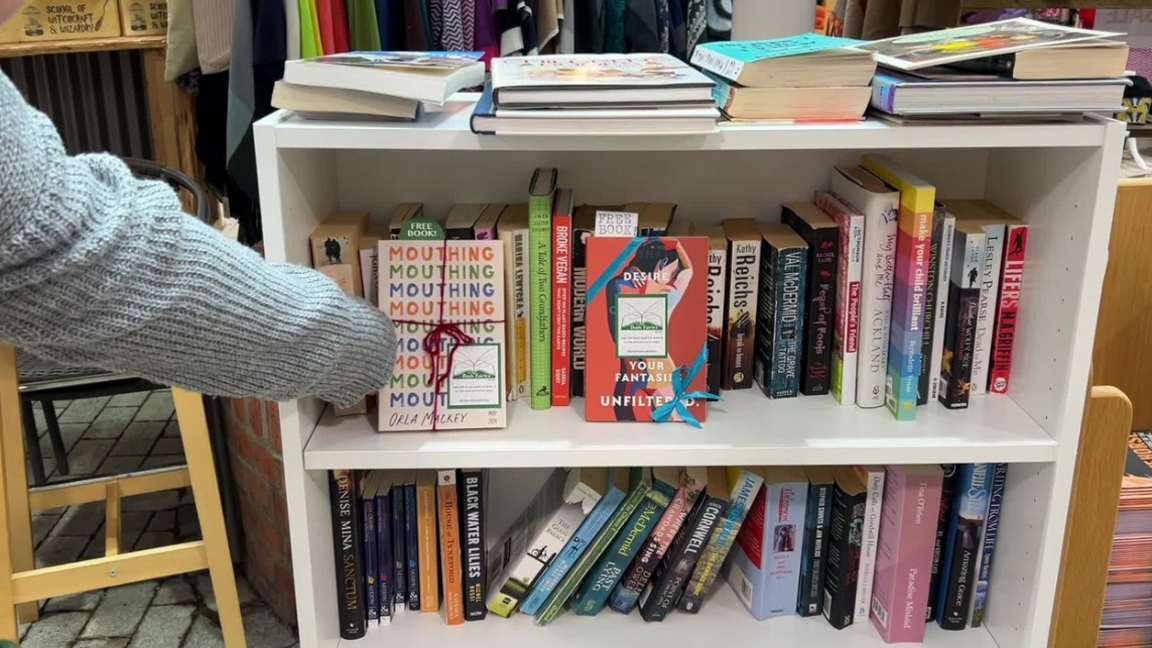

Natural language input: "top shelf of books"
[259,97,1116,153]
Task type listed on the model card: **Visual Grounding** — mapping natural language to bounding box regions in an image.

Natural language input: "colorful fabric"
[348,0,382,49]
[537,0,561,53]
[283,0,301,59]
[604,0,625,52]
[299,0,322,57]
[164,0,199,80]
[475,0,499,62]
[192,0,234,73]
[625,0,659,52]
[330,0,351,52]
[684,0,704,55]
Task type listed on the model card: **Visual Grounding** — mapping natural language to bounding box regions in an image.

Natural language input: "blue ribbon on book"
[651,344,720,429]
[585,236,646,306]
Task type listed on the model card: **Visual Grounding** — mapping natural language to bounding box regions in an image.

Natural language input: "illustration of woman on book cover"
[603,239,695,421]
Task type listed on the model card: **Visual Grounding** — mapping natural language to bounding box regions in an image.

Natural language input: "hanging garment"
[253,0,287,66]
[537,0,561,53]
[475,0,499,62]
[349,0,382,49]
[656,0,670,53]
[317,0,336,52]
[861,0,961,40]
[406,0,434,49]
[331,0,352,51]
[684,0,704,56]
[283,0,300,58]
[430,0,443,47]
[434,0,469,50]
[558,0,574,52]
[193,0,235,73]
[574,0,603,53]
[624,0,659,53]
[604,0,625,53]
[496,1,535,56]
[165,0,199,80]
[705,0,730,42]
[668,0,685,59]
[299,0,322,57]
[464,0,476,49]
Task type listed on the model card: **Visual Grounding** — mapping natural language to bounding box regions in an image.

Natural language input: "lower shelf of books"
[343,585,999,647]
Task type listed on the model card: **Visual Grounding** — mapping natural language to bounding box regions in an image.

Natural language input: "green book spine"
[529,184,554,410]
[535,483,650,626]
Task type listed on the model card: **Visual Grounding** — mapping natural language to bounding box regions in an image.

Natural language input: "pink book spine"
[870,466,943,644]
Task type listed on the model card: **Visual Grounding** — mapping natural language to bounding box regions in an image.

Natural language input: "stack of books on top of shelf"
[1099,431,1152,647]
[852,18,1131,124]
[689,33,878,122]
[470,53,721,135]
[273,51,486,121]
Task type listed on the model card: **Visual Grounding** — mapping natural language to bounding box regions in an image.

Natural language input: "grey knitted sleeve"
[0,73,396,407]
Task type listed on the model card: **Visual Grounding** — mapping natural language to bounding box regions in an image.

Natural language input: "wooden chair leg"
[0,347,37,624]
[41,401,69,477]
[172,388,246,648]
[0,348,23,639]
[20,402,45,487]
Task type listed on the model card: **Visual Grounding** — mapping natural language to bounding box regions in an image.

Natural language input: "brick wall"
[221,397,297,626]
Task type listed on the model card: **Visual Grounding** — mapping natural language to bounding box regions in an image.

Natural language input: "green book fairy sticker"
[615,295,668,358]
[449,344,503,409]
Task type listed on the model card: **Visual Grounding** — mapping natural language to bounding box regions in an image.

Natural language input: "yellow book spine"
[438,471,465,625]
[417,476,440,613]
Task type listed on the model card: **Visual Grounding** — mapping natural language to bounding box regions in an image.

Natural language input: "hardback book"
[798,466,836,617]
[699,226,728,396]
[358,225,390,310]
[679,468,765,614]
[609,467,708,614]
[283,51,485,103]
[416,471,439,613]
[926,464,959,622]
[868,71,1128,116]
[782,202,838,395]
[861,155,934,421]
[458,469,488,621]
[329,470,366,640]
[969,463,1007,628]
[916,203,945,406]
[538,469,650,626]
[831,166,898,409]
[584,236,710,423]
[990,217,1027,396]
[551,189,575,407]
[403,475,420,610]
[815,191,864,406]
[484,468,569,617]
[271,81,420,120]
[709,75,872,121]
[445,204,487,240]
[374,473,393,623]
[390,475,408,606]
[574,471,677,616]
[437,471,465,625]
[939,222,986,409]
[624,202,679,235]
[389,202,423,240]
[490,53,715,106]
[823,467,867,629]
[498,204,531,401]
[854,465,886,623]
[927,210,957,403]
[869,465,944,643]
[570,206,603,398]
[725,466,807,620]
[937,463,992,630]
[311,211,369,298]
[691,34,877,88]
[361,474,380,623]
[753,224,808,399]
[947,39,1128,80]
[529,169,558,410]
[953,211,1005,398]
[639,468,729,622]
[473,204,505,241]
[376,235,507,430]
[723,219,763,390]
[487,468,599,618]
[518,468,625,616]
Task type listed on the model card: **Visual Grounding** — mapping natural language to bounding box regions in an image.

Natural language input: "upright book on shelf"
[927,210,957,404]
[726,466,807,620]
[798,466,836,617]
[373,473,393,623]
[390,474,408,607]
[329,470,366,640]
[831,166,899,409]
[498,204,531,401]
[824,467,867,629]
[926,465,959,622]
[474,204,505,240]
[446,204,486,240]
[437,470,465,625]
[753,224,809,399]
[403,474,420,611]
[699,226,729,396]
[916,203,946,405]
[816,192,864,406]
[551,189,575,406]
[939,222,986,409]
[458,468,487,621]
[529,169,558,410]
[854,465,886,623]
[950,203,1006,397]
[970,463,1007,627]
[782,202,839,395]
[584,236,710,423]
[723,219,763,390]
[570,206,604,398]
[937,463,992,630]
[361,474,379,624]
[416,471,439,613]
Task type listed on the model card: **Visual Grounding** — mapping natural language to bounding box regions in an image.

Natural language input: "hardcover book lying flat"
[491,53,716,106]
[283,51,485,104]
[871,71,1129,116]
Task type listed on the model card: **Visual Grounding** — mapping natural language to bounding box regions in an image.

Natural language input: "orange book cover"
[416,471,440,613]
[437,470,465,625]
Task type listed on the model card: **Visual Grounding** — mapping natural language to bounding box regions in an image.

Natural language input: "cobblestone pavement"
[18,391,298,648]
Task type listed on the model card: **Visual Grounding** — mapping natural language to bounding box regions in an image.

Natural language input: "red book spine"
[552,212,572,406]
[988,224,1028,394]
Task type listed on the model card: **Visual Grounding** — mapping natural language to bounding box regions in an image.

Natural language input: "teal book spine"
[534,483,650,626]
[572,486,673,616]
[518,488,626,616]
[528,171,556,410]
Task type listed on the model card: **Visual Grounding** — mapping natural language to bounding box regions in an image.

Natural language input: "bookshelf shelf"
[255,107,1127,648]
[0,35,166,59]
[304,392,1058,470]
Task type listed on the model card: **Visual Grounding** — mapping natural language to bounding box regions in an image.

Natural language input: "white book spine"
[970,224,1005,396]
[690,46,745,83]
[816,192,864,406]
[854,467,885,623]
[928,215,956,402]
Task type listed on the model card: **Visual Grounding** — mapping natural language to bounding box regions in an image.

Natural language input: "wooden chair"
[0,344,246,647]
[1049,385,1133,648]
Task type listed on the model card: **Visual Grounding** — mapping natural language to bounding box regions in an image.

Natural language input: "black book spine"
[823,484,865,630]
[948,54,1014,75]
[405,483,420,611]
[918,208,945,405]
[926,464,958,622]
[705,246,726,395]
[363,488,378,623]
[571,225,593,397]
[639,495,727,622]
[798,481,833,617]
[391,484,407,605]
[330,470,366,640]
[940,282,979,409]
[447,228,475,241]
[784,208,838,395]
[459,469,488,621]
[754,242,779,397]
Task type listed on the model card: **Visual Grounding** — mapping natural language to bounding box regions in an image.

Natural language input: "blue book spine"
[363,494,379,622]
[936,464,991,630]
[376,491,392,621]
[518,488,625,616]
[405,483,420,611]
[970,463,1006,628]
[391,484,406,606]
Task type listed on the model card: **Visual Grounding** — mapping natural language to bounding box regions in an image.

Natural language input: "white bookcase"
[254,98,1125,648]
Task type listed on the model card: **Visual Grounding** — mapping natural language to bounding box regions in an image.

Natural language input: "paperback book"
[373,474,393,622]
[816,191,864,406]
[990,218,1027,395]
[939,222,986,409]
[570,206,603,398]
[723,219,764,390]
[437,470,465,625]
[458,469,488,621]
[330,470,366,640]
[529,169,558,409]
[552,189,575,406]
[782,203,839,396]
[798,466,836,617]
[361,475,379,623]
[416,471,439,613]
[937,463,992,630]
[970,463,1007,627]
[753,224,809,399]
[498,204,531,401]
[928,211,957,403]
[700,226,729,396]
[824,467,867,629]
[926,464,959,622]
[854,465,886,623]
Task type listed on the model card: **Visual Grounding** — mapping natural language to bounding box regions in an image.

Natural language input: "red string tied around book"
[391,238,505,431]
